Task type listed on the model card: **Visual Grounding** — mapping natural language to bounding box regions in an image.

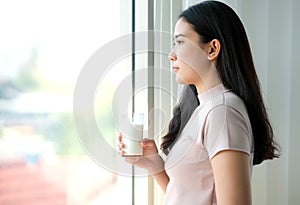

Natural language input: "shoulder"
[206,90,248,120]
[224,91,248,116]
[202,91,253,158]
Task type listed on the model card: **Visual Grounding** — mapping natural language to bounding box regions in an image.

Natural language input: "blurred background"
[0,0,138,204]
[0,0,299,205]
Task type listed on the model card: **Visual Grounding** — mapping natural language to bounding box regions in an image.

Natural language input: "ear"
[207,39,221,61]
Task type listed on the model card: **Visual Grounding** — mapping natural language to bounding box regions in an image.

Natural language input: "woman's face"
[169,18,212,87]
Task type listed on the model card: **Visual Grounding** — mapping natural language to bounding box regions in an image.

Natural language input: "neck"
[195,68,221,94]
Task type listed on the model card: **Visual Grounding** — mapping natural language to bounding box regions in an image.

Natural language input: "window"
[0,0,135,204]
[0,0,182,204]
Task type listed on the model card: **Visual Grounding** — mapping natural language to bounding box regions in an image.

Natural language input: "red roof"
[0,158,67,205]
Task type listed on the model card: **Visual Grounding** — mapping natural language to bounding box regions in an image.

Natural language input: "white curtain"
[183,0,300,204]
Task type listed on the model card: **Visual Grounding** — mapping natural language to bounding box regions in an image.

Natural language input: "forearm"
[152,170,169,193]
[146,154,169,192]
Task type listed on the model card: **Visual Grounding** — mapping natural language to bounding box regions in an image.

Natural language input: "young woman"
[119,1,279,204]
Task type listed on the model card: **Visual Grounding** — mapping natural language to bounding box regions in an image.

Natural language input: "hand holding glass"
[120,113,144,157]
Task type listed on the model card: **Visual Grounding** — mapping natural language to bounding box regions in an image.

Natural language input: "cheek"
[178,47,210,79]
[176,61,202,84]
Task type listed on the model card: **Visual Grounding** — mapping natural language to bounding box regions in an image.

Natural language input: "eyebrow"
[174,34,185,39]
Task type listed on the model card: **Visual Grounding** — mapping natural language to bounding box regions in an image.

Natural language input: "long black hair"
[161,0,280,165]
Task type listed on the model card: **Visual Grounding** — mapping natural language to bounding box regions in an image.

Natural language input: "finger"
[118,142,125,152]
[118,143,125,154]
[118,141,125,147]
[119,143,125,149]
[140,139,155,147]
[118,133,122,141]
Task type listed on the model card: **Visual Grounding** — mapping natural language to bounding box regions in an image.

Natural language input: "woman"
[119,1,279,204]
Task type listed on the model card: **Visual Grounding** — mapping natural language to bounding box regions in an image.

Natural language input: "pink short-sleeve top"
[163,84,254,205]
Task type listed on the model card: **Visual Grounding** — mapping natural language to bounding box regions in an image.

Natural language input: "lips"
[172,66,179,73]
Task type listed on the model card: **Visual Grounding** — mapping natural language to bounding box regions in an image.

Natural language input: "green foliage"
[40,113,85,155]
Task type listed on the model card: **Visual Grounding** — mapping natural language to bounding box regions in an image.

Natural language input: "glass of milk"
[122,113,144,156]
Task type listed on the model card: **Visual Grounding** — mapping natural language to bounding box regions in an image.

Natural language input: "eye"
[176,40,184,45]
[173,40,183,47]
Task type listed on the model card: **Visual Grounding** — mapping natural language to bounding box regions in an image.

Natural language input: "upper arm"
[211,150,252,205]
[203,105,252,159]
[203,97,253,204]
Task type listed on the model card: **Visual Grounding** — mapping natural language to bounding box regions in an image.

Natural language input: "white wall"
[184,0,300,204]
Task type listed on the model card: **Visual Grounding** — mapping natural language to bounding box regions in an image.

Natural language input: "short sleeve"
[203,105,252,159]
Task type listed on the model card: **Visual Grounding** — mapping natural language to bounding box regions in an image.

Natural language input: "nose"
[168,51,177,61]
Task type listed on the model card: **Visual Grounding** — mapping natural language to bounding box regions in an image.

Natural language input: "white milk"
[122,113,144,156]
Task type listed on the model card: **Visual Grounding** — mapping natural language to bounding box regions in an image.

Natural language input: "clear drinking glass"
[122,113,144,157]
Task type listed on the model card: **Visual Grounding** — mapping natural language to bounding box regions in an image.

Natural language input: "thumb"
[140,139,155,147]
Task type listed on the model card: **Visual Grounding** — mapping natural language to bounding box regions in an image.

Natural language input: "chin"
[175,76,189,85]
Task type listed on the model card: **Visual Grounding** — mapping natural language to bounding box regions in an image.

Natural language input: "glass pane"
[0,0,139,204]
